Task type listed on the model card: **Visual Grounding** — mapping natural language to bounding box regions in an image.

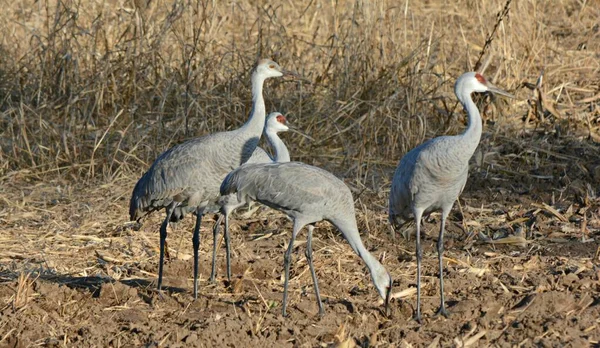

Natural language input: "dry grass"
[0,0,596,184]
[1,0,600,346]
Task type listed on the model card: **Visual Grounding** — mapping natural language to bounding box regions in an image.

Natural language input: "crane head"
[254,59,299,80]
[456,72,514,99]
[371,267,393,316]
[265,112,290,133]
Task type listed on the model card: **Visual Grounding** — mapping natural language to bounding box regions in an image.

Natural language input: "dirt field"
[2,132,600,347]
[1,0,600,347]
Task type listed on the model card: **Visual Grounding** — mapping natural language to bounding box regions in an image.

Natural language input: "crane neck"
[265,130,290,163]
[240,73,267,136]
[457,89,482,155]
[333,218,389,299]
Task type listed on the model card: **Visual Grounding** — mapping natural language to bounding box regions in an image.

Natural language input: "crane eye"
[276,115,286,124]
[269,64,275,69]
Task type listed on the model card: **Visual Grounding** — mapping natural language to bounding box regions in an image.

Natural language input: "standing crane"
[220,162,393,316]
[129,59,293,299]
[388,72,513,322]
[210,111,291,282]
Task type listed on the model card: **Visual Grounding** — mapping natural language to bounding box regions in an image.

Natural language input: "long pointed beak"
[289,127,315,141]
[384,282,392,317]
[281,69,311,83]
[487,83,515,98]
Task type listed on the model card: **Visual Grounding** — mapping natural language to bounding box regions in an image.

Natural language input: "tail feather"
[130,171,156,222]
[219,170,238,196]
[129,177,145,221]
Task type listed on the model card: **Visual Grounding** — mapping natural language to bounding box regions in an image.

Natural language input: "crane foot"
[413,313,422,324]
[434,306,450,318]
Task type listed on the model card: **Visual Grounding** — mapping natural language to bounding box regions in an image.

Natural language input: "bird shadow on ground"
[0,268,187,302]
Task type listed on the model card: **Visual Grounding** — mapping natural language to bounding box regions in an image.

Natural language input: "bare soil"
[1,0,599,346]
[2,130,600,347]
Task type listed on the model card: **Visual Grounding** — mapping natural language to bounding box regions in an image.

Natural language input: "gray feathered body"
[214,146,273,210]
[220,161,392,301]
[213,113,291,217]
[247,146,273,164]
[130,130,260,222]
[220,162,353,225]
[389,135,471,225]
[129,62,277,224]
[389,73,487,227]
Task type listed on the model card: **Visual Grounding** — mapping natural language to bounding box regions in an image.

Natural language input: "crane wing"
[221,162,351,214]
[130,130,260,221]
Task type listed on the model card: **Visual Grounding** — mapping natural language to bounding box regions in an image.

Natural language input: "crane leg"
[388,213,399,240]
[282,220,302,317]
[164,238,171,261]
[413,210,424,324]
[435,212,450,318]
[305,225,324,316]
[224,211,232,283]
[158,203,178,294]
[210,214,224,283]
[192,208,204,299]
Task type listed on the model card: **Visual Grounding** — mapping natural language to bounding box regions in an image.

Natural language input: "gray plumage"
[220,161,392,316]
[129,59,292,298]
[246,147,271,164]
[209,111,291,282]
[388,72,514,322]
[130,131,256,221]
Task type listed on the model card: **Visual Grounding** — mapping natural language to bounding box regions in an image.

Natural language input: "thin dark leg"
[224,212,232,282]
[164,239,171,261]
[158,203,177,292]
[282,221,301,317]
[305,225,324,316]
[210,214,224,283]
[192,208,204,299]
[435,213,450,318]
[414,211,423,323]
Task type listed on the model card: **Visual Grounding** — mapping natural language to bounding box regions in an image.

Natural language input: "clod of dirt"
[183,333,199,344]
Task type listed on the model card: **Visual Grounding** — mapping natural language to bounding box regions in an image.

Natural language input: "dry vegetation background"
[1,0,599,346]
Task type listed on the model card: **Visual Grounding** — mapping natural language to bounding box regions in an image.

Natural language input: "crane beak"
[281,69,311,83]
[384,283,392,317]
[281,69,300,78]
[487,83,515,99]
[289,127,315,141]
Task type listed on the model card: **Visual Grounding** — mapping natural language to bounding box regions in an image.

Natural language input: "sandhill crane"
[388,72,513,322]
[209,111,291,282]
[129,59,294,299]
[220,162,393,316]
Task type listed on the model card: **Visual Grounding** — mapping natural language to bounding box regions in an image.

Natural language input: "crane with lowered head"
[220,161,393,316]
